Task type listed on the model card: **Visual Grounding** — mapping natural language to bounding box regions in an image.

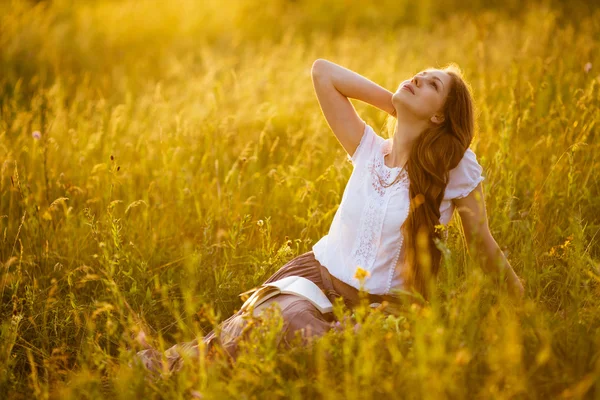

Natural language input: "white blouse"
[312,120,485,295]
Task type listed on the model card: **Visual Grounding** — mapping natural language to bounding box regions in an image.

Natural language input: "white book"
[238,275,333,314]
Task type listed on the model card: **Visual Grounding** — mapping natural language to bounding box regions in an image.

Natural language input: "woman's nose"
[412,76,419,87]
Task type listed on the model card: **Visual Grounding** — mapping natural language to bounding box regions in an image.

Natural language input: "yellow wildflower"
[354,266,371,282]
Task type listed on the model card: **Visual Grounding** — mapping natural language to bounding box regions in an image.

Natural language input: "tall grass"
[1,0,599,398]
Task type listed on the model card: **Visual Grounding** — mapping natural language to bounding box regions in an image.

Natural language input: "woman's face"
[392,69,452,124]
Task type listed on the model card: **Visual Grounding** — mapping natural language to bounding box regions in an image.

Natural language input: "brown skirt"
[134,250,399,373]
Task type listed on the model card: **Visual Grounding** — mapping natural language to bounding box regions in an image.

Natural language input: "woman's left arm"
[453,183,525,302]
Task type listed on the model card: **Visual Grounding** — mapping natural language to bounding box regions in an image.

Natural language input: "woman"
[134,59,525,375]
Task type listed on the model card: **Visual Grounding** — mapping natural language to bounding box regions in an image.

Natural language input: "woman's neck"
[385,119,426,169]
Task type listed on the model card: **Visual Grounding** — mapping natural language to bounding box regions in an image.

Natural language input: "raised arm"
[311,59,396,158]
[453,183,525,302]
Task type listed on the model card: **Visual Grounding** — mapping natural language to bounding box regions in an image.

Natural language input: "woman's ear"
[430,114,445,124]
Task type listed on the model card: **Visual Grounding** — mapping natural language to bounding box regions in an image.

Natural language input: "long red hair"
[396,64,476,301]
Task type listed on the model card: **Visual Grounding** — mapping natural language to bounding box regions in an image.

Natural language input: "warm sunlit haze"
[1,0,599,398]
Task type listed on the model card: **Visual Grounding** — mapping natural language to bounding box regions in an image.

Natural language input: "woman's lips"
[402,85,415,94]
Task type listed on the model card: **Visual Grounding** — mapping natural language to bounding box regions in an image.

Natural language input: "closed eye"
[431,81,438,90]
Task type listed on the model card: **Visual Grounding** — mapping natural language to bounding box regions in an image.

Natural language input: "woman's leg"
[159,251,337,370]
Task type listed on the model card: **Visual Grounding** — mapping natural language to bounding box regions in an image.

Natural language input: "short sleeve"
[444,148,485,200]
[346,120,378,168]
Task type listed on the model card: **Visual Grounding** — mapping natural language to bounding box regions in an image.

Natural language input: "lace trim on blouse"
[351,138,409,292]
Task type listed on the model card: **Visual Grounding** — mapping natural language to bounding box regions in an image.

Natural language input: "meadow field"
[1,0,600,398]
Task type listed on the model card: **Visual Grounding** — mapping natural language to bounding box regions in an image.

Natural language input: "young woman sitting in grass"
[133,59,525,375]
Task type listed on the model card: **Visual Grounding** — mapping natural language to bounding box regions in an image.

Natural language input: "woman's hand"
[506,272,525,302]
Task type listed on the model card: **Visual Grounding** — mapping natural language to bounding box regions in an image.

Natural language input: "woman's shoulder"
[445,148,485,200]
[346,120,386,166]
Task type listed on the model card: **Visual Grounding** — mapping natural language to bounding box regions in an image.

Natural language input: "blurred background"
[1,0,600,398]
